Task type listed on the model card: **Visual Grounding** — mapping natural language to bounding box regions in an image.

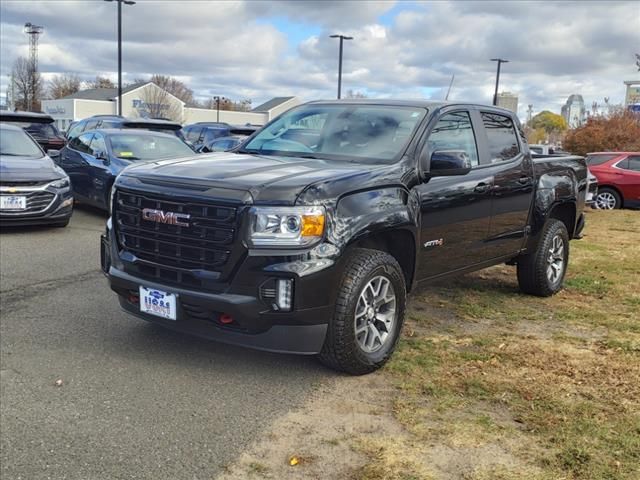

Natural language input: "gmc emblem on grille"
[141,208,190,227]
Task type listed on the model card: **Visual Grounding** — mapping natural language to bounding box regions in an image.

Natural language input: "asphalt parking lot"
[0,207,330,480]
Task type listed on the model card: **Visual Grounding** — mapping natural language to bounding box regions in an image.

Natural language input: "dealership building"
[40,82,301,131]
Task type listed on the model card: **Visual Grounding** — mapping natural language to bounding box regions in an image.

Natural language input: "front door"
[61,132,94,200]
[414,109,494,280]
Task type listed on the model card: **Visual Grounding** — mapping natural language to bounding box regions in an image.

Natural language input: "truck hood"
[0,154,66,182]
[119,152,394,204]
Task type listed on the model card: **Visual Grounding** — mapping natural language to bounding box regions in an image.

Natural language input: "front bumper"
[0,186,73,226]
[101,222,341,355]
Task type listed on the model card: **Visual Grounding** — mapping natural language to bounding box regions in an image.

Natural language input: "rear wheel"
[517,219,569,297]
[595,188,621,210]
[318,248,406,375]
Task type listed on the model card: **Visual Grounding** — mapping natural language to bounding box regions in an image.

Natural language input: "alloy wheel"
[354,275,397,353]
[595,191,617,210]
[546,234,565,284]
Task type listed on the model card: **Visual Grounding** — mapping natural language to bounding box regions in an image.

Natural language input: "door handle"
[517,176,533,185]
[474,182,491,193]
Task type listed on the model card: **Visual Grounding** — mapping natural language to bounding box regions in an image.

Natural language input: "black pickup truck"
[101,100,588,374]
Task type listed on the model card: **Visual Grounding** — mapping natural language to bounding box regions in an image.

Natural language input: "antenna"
[24,22,44,111]
[445,74,455,101]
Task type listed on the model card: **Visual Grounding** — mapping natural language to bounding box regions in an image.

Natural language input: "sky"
[0,0,638,119]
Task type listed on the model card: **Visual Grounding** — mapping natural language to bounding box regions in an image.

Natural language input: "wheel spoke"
[354,275,397,354]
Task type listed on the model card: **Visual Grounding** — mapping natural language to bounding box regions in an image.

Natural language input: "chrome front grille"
[0,191,56,215]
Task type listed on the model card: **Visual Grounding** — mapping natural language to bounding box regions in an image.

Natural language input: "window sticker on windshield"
[119,151,134,157]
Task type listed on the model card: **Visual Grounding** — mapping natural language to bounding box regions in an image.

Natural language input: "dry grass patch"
[386,210,640,479]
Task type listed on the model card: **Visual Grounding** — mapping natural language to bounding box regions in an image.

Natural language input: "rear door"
[414,108,494,279]
[478,111,535,258]
[614,155,640,205]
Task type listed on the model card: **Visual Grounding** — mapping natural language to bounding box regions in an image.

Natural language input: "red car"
[586,152,640,209]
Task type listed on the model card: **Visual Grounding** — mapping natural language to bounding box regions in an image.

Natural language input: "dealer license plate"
[0,196,27,210]
[139,286,177,321]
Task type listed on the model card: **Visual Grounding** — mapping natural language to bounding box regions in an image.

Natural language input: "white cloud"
[0,0,637,119]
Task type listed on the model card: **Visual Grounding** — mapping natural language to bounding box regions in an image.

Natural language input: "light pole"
[214,96,221,122]
[104,0,135,116]
[330,34,353,99]
[490,58,509,106]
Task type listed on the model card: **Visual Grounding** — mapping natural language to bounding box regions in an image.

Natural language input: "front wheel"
[318,248,406,375]
[517,219,569,297]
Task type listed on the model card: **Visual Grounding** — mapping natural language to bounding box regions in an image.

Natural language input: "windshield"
[108,133,194,161]
[242,104,427,163]
[0,128,44,157]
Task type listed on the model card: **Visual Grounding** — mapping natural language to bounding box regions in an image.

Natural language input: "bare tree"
[200,96,252,112]
[11,56,43,111]
[133,84,182,122]
[345,89,368,99]
[48,73,81,99]
[88,76,116,89]
[149,75,194,105]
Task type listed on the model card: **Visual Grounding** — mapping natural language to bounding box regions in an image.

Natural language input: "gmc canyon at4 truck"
[101,100,588,374]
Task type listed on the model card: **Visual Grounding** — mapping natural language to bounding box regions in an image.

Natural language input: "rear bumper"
[101,222,340,355]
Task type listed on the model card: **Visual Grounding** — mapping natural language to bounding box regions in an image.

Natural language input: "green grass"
[383,210,640,480]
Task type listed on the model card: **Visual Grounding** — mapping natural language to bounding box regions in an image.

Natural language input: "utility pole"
[104,0,136,116]
[330,34,353,99]
[24,22,43,111]
[490,58,509,106]
[527,104,533,126]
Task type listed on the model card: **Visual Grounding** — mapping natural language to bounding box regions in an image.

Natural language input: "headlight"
[248,206,326,248]
[48,177,70,189]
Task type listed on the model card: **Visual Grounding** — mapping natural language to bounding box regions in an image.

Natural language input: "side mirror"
[428,150,472,176]
[199,145,212,153]
[47,149,60,158]
[95,150,110,164]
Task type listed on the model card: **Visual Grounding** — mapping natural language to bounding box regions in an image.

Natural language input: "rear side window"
[426,111,479,166]
[481,112,520,162]
[620,155,640,172]
[586,154,617,166]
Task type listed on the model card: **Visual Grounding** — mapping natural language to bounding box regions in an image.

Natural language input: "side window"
[185,127,202,143]
[75,133,94,154]
[530,146,543,154]
[66,122,84,139]
[84,120,99,132]
[89,134,107,156]
[616,158,629,170]
[625,156,640,172]
[426,111,479,166]
[481,112,520,162]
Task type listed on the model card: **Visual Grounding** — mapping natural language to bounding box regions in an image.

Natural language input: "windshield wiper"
[117,155,142,160]
[0,152,28,156]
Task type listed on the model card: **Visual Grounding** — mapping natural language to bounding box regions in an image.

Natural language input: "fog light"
[276,279,293,311]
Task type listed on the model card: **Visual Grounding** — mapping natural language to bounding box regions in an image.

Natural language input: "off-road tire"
[517,219,569,297]
[318,248,406,375]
